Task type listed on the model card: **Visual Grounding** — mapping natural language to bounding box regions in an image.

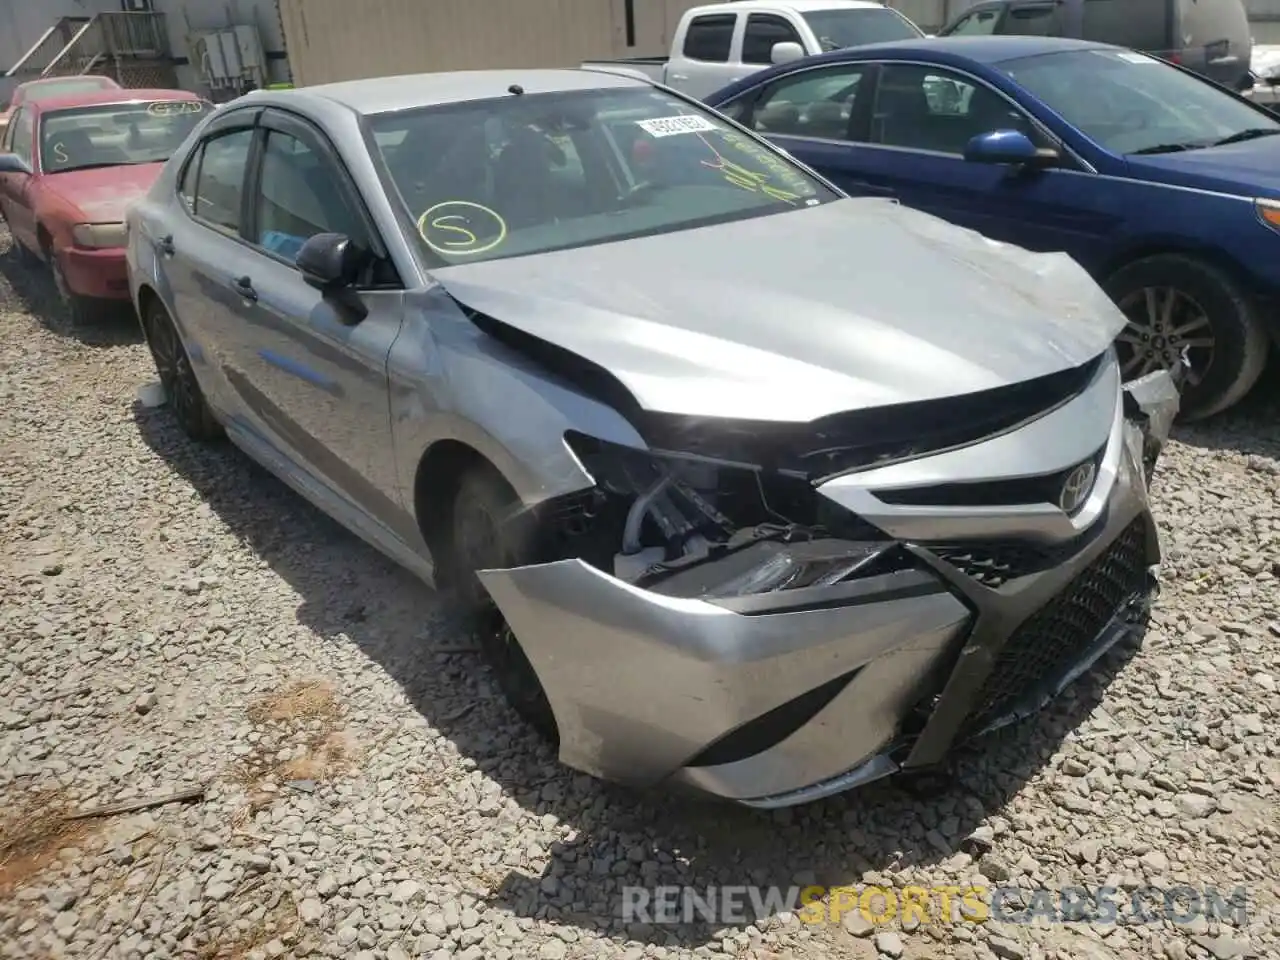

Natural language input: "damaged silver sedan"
[126,68,1179,807]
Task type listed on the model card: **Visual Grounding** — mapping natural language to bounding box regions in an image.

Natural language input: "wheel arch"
[135,282,160,318]
[412,438,513,588]
[1098,238,1255,292]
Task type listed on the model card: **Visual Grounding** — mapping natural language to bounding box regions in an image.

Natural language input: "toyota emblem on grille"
[1059,461,1097,514]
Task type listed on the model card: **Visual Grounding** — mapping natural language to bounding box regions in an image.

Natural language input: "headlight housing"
[72,222,127,249]
[562,431,895,597]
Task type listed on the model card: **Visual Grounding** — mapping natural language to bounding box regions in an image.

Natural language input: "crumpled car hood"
[431,199,1126,421]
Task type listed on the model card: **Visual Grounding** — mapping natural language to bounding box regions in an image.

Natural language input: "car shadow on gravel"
[130,400,1146,952]
[1171,359,1280,462]
[0,237,141,348]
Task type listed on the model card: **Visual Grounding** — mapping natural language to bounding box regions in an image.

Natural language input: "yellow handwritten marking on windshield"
[146,101,205,118]
[717,130,812,197]
[693,132,804,204]
[416,200,508,256]
[51,142,69,164]
[695,137,803,204]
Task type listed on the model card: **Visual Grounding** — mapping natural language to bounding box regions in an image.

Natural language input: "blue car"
[705,36,1280,420]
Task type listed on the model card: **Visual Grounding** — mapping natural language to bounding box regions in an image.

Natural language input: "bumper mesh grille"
[932,537,1087,588]
[962,518,1151,735]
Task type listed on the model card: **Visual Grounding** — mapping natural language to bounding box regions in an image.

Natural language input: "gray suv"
[940,0,1253,91]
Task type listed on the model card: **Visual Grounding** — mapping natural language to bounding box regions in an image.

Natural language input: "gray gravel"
[2,223,1279,960]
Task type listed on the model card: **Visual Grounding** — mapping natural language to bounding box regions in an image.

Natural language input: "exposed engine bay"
[465,303,1142,605]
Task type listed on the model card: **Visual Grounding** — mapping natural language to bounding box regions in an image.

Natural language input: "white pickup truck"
[581,0,924,101]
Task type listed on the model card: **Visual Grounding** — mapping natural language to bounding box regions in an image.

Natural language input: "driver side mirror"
[297,232,364,290]
[770,41,805,65]
[963,129,1059,167]
[296,232,370,322]
[0,152,32,176]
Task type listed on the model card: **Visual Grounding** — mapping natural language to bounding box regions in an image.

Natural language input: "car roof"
[278,68,648,116]
[832,35,1110,64]
[30,88,203,113]
[708,0,891,11]
[18,76,118,92]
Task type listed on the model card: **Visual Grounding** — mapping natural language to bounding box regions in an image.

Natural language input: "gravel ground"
[1,223,1279,960]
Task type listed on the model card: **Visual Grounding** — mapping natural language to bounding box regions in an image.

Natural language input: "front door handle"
[230,275,258,302]
[157,234,174,256]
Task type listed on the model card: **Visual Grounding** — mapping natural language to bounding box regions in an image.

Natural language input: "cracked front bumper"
[478,369,1179,807]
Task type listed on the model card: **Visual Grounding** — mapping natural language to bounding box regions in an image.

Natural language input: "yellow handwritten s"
[431,214,478,248]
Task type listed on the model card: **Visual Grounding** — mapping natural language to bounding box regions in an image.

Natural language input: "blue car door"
[731,61,900,201]
[741,58,1123,266]
[835,61,1121,262]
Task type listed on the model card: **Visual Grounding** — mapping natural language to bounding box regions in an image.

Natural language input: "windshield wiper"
[1127,142,1200,156]
[51,160,153,172]
[1209,127,1280,147]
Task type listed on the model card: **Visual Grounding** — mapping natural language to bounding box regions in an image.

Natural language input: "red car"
[0,76,123,142]
[0,87,212,321]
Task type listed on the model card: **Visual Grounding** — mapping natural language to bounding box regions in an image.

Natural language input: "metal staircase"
[5,13,177,90]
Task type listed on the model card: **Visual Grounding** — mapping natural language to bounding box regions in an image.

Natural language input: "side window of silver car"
[252,129,363,262]
[187,128,254,236]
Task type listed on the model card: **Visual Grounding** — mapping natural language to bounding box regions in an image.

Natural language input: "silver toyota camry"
[126,68,1179,808]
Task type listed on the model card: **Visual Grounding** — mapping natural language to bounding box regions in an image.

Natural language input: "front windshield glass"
[1000,48,1280,155]
[802,8,923,51]
[368,87,837,266]
[40,100,211,173]
[24,77,117,103]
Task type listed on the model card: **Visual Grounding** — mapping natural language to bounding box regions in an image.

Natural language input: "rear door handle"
[230,275,258,302]
[157,234,174,256]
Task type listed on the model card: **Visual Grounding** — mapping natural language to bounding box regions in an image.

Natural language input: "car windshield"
[999,48,1280,155]
[23,77,117,104]
[801,8,924,52]
[368,86,837,266]
[39,100,211,173]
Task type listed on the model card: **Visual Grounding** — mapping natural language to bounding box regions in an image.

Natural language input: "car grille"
[931,536,1089,588]
[961,517,1151,736]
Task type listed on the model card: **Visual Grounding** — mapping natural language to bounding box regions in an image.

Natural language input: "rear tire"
[140,298,222,441]
[1105,254,1268,421]
[448,465,559,745]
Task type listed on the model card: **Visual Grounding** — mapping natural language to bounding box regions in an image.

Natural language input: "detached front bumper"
[478,370,1179,807]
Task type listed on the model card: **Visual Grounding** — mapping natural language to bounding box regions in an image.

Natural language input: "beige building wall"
[277,0,708,87]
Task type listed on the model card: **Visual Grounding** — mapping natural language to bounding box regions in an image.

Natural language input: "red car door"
[0,107,40,252]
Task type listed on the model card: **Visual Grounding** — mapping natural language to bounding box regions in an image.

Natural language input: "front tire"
[448,465,558,745]
[140,298,222,441]
[44,243,101,324]
[1105,254,1268,421]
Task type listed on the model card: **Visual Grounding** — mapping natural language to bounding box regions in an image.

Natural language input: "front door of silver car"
[230,107,409,534]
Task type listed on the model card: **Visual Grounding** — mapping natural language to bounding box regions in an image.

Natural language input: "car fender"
[389,285,647,519]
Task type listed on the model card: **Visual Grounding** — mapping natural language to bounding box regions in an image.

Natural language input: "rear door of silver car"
[165,106,264,422]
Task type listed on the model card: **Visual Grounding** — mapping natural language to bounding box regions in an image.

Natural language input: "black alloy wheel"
[141,299,222,440]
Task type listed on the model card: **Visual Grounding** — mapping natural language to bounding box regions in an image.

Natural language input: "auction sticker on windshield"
[637,115,720,138]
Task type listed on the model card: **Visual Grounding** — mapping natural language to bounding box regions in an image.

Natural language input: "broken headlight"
[563,431,895,598]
